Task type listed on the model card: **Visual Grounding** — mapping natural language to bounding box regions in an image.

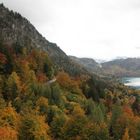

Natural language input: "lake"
[121,77,140,89]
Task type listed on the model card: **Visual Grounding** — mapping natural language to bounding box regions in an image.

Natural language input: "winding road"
[47,78,57,84]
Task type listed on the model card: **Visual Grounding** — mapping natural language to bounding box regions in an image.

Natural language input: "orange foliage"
[122,128,130,140]
[37,72,47,83]
[114,105,140,139]
[123,106,134,117]
[57,72,81,94]
[0,126,18,140]
[0,105,20,129]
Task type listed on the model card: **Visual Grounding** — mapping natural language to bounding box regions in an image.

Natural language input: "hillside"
[1,3,140,140]
[102,58,140,77]
[0,4,87,76]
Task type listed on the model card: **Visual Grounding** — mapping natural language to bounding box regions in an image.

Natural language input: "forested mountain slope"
[0,4,86,76]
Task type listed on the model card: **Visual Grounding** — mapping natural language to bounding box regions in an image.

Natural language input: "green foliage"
[47,105,63,124]
[110,105,123,140]
[85,122,110,140]
[136,122,140,140]
[132,95,140,114]
[92,104,105,123]
[51,83,62,105]
[0,97,6,109]
[111,105,123,125]
[63,115,87,140]
[6,72,21,100]
[19,113,50,140]
[50,115,67,139]
[36,96,48,114]
[84,99,94,116]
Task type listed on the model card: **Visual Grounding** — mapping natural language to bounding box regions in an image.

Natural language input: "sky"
[1,0,140,60]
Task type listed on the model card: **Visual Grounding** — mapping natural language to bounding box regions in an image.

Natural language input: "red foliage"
[123,105,134,117]
[0,52,7,64]
[37,72,47,83]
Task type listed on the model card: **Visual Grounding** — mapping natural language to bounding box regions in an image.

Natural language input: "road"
[47,78,57,84]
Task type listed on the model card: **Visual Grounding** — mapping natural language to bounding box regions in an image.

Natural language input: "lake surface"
[122,77,140,89]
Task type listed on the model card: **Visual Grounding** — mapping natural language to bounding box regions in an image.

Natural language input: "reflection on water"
[122,77,140,89]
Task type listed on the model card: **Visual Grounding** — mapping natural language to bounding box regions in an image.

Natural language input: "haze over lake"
[122,77,140,89]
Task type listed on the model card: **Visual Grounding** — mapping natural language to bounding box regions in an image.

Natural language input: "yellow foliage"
[122,128,130,140]
[72,104,85,117]
[7,72,21,91]
[20,114,50,140]
[36,96,48,107]
[0,106,20,129]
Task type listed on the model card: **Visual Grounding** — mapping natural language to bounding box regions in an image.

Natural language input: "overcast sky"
[2,0,140,60]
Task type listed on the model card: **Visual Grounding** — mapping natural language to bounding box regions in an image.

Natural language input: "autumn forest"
[0,3,140,140]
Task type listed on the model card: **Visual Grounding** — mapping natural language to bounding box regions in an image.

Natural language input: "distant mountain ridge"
[70,56,140,77]
[102,58,140,77]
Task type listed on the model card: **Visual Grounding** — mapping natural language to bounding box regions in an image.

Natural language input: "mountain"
[70,56,102,74]
[3,3,140,78]
[70,55,140,77]
[0,3,87,76]
[102,58,140,77]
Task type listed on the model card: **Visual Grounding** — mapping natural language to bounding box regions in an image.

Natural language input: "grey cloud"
[135,46,140,49]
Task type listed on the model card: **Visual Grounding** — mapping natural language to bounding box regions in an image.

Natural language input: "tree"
[50,114,67,139]
[0,126,18,140]
[57,71,82,95]
[43,53,54,79]
[63,105,87,139]
[0,44,14,74]
[85,122,110,140]
[85,98,95,116]
[36,96,48,114]
[6,72,21,100]
[122,128,130,140]
[51,83,62,106]
[91,104,105,123]
[0,97,6,109]
[0,105,20,131]
[110,104,123,139]
[19,113,50,140]
[0,75,4,95]
[136,122,140,140]
[85,100,105,123]
[0,52,7,74]
[132,95,140,115]
[47,105,63,124]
